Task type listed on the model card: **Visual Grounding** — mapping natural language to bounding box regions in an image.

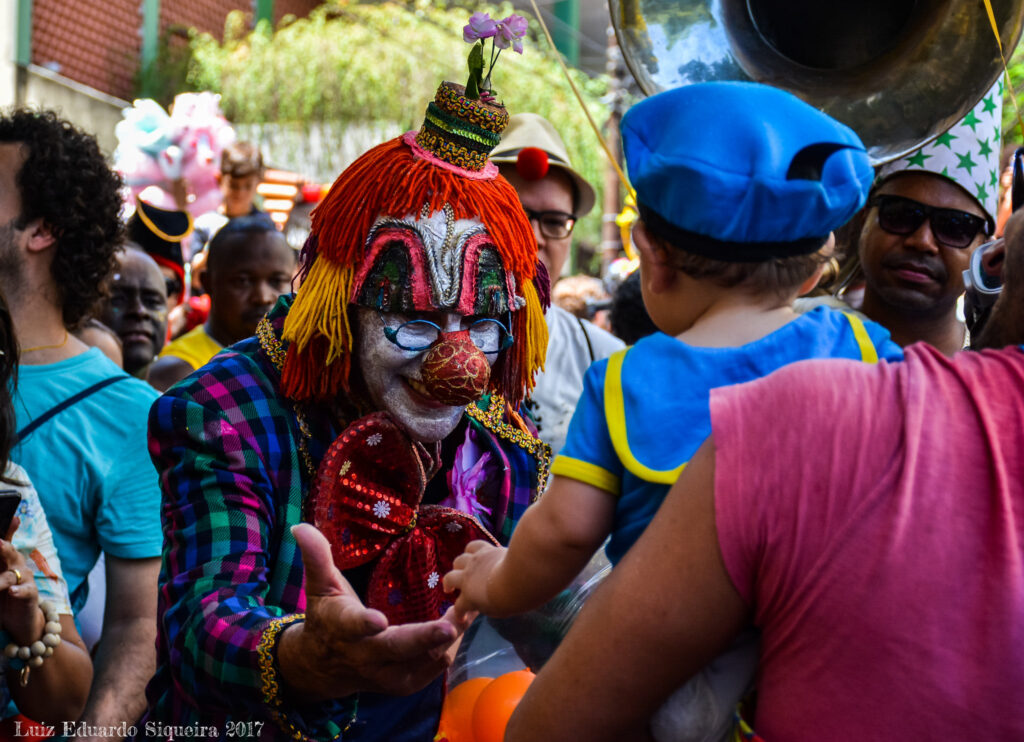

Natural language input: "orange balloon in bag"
[471,670,535,742]
[436,677,493,742]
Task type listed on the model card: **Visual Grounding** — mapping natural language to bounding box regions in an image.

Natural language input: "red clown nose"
[421,331,491,406]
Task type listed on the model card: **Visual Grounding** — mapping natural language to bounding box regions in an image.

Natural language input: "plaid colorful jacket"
[141,298,549,741]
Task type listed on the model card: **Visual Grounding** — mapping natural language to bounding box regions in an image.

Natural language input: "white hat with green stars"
[877,81,1003,221]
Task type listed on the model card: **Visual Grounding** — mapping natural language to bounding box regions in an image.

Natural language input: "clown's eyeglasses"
[870,194,993,249]
[377,309,514,355]
[522,208,576,240]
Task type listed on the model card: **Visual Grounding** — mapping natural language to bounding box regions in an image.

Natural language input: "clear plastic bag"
[447,546,757,742]
[449,548,611,684]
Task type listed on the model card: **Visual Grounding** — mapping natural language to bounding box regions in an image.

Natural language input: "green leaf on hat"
[466,42,484,99]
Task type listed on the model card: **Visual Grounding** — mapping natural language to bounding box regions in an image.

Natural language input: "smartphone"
[0,491,22,538]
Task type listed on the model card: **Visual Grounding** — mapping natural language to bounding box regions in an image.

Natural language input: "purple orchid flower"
[495,14,528,54]
[464,12,498,43]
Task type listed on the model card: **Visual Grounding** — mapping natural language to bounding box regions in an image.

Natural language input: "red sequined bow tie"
[311,412,497,625]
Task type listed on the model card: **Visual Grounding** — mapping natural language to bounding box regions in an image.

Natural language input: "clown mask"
[352,206,515,442]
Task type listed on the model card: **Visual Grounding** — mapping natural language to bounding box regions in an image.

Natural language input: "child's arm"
[444,475,615,617]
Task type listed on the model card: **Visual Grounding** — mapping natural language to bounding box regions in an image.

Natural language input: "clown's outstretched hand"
[277,523,473,700]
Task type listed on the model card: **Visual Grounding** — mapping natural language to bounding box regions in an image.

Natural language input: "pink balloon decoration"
[114,92,237,218]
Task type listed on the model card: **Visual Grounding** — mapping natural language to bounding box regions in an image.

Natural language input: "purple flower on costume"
[464,12,498,43]
[495,14,528,54]
[441,426,491,519]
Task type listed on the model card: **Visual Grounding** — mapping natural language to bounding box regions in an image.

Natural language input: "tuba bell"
[610,0,1024,163]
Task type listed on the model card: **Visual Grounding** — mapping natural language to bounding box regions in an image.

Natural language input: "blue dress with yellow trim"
[554,305,903,564]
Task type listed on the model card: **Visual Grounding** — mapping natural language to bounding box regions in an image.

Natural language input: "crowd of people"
[0,23,1020,742]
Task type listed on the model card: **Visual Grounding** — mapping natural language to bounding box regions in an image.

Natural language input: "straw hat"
[490,113,597,217]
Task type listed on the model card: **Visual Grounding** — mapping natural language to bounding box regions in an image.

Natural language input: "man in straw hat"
[490,113,623,456]
[142,27,551,738]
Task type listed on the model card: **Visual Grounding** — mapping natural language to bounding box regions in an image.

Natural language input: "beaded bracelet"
[3,600,62,687]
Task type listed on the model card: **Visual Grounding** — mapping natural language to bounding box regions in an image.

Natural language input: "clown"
[141,77,550,740]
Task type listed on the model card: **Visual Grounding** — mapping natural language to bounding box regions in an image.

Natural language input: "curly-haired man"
[0,108,161,736]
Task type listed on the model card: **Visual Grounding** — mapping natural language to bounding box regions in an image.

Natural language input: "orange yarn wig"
[281,135,548,406]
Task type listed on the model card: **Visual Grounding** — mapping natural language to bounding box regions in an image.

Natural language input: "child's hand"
[443,540,507,618]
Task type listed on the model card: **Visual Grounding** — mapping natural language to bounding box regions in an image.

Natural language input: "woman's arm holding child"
[444,476,615,617]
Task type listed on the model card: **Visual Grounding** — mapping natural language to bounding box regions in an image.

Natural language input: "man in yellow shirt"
[148,213,294,391]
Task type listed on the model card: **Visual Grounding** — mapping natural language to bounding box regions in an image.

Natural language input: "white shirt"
[528,305,624,456]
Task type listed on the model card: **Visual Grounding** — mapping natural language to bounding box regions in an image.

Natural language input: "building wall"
[159,0,251,41]
[32,0,141,102]
[20,65,127,155]
[0,2,18,106]
[25,1,322,107]
[158,0,322,39]
[274,0,322,24]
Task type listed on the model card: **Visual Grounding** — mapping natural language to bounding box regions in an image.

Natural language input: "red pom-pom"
[516,147,549,181]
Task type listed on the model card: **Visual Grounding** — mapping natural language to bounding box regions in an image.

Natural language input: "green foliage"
[136,27,199,106]
[169,0,612,246]
[1004,40,1024,147]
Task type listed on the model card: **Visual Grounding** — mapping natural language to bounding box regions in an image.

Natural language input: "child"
[192,141,266,249]
[444,81,905,741]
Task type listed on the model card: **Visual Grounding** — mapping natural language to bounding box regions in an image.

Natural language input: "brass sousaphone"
[610,0,1024,163]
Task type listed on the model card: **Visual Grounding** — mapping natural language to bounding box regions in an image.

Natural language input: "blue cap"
[621,82,873,258]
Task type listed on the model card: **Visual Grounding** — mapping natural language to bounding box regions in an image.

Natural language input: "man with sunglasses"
[491,114,623,455]
[506,199,1024,742]
[854,87,1001,355]
[147,213,294,391]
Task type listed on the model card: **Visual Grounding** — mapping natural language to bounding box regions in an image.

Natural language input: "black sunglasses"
[871,194,993,249]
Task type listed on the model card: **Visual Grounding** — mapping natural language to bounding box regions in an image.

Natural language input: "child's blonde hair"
[648,229,830,302]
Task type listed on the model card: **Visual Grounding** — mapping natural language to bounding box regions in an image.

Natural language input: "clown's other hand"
[443,540,508,618]
[278,523,471,701]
